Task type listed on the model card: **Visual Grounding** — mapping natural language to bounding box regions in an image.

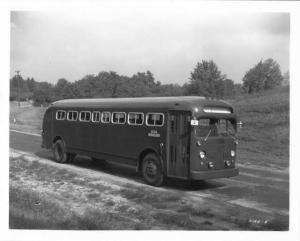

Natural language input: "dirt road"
[9,130,289,230]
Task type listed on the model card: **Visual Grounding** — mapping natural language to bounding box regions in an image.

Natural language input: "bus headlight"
[231,150,235,157]
[199,151,206,159]
[225,160,231,167]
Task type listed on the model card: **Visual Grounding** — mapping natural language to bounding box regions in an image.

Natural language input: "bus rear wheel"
[142,153,164,186]
[53,139,73,163]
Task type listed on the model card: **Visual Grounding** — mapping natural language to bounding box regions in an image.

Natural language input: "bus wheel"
[53,139,68,163]
[142,153,164,186]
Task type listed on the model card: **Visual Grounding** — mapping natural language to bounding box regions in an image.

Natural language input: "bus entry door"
[167,111,190,178]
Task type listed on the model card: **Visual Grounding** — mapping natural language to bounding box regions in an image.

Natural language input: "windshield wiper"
[228,133,239,144]
[204,129,212,142]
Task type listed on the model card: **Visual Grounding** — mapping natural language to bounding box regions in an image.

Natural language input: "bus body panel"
[189,114,238,179]
[42,96,239,182]
[49,106,167,168]
[41,107,53,149]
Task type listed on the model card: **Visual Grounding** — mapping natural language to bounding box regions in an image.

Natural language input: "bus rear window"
[146,113,164,127]
[128,112,144,125]
[112,112,126,124]
[56,110,66,120]
[67,111,78,121]
[79,111,91,122]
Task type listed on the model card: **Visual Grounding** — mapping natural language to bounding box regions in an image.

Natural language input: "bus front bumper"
[190,167,239,180]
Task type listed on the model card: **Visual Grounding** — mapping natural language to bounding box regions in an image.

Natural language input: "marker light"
[196,140,201,147]
[208,162,214,168]
[199,151,206,159]
[225,160,231,167]
[231,150,235,157]
[203,107,231,114]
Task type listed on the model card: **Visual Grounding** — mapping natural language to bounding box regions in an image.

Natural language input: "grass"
[10,101,46,133]
[9,154,288,230]
[9,186,141,230]
[10,155,214,230]
[231,86,289,168]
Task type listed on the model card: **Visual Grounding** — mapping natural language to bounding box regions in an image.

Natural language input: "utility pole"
[15,70,21,107]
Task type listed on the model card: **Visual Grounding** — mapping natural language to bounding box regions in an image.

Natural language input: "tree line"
[10,58,289,106]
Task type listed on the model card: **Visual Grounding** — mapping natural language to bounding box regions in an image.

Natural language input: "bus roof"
[51,96,234,112]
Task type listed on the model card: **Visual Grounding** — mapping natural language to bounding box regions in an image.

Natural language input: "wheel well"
[53,136,62,144]
[138,148,158,172]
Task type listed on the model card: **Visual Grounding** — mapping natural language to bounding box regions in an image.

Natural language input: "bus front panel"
[189,117,239,180]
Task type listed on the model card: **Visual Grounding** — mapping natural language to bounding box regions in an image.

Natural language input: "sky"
[10,8,290,85]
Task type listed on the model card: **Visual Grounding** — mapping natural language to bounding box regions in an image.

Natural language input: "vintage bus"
[42,96,240,186]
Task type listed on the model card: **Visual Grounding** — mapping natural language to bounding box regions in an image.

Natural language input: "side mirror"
[237,121,243,129]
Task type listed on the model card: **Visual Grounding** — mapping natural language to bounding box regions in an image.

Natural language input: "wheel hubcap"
[145,160,157,177]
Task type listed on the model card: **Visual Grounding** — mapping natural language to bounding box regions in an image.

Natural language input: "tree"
[32,82,54,106]
[242,58,283,94]
[25,77,37,93]
[185,60,226,98]
[223,79,235,99]
[233,83,243,97]
[157,84,184,96]
[10,74,32,101]
[53,78,75,100]
[282,71,289,86]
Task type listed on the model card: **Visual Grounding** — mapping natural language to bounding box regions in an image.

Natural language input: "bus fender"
[137,148,164,174]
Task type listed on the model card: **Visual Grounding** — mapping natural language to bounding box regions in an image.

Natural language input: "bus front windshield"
[195,118,236,139]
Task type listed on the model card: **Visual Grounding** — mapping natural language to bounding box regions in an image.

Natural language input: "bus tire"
[142,153,164,186]
[53,139,69,163]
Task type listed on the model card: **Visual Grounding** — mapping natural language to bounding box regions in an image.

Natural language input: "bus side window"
[67,111,78,121]
[79,111,91,122]
[92,111,101,123]
[101,112,111,123]
[112,112,126,124]
[128,112,144,126]
[146,113,164,127]
[56,110,66,120]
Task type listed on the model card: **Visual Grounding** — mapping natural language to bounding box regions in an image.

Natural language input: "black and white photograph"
[1,0,300,240]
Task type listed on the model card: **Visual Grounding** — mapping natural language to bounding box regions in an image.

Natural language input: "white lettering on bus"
[148,129,160,138]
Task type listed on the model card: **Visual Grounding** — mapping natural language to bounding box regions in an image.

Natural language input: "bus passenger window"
[56,110,66,120]
[112,112,126,124]
[146,113,164,127]
[67,111,78,121]
[101,112,111,123]
[92,111,101,123]
[79,111,91,122]
[128,112,144,125]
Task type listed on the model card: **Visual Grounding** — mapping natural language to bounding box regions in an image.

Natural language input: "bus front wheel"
[53,139,73,163]
[142,153,164,186]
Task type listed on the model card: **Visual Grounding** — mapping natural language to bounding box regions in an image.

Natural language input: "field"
[10,101,46,133]
[9,87,290,230]
[232,86,289,169]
